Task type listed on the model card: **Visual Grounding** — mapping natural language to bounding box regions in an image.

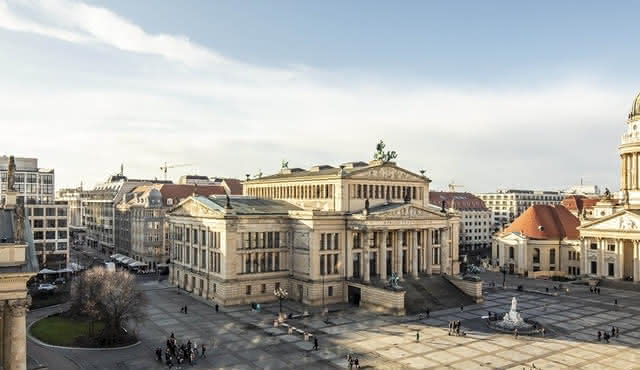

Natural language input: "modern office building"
[429,192,492,262]
[0,156,69,268]
[476,189,564,232]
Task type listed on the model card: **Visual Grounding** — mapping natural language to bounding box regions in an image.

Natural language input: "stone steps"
[403,275,476,314]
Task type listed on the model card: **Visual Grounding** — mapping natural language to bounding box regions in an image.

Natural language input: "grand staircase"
[403,275,476,314]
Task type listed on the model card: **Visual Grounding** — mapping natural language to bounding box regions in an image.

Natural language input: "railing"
[621,133,640,144]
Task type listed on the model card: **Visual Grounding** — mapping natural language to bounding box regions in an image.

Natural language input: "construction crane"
[160,162,193,180]
[448,182,464,192]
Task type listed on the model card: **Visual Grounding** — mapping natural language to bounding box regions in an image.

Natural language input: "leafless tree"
[71,267,145,343]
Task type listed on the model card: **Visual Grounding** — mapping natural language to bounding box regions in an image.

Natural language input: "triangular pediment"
[580,210,640,232]
[168,197,221,218]
[368,204,447,219]
[348,164,427,182]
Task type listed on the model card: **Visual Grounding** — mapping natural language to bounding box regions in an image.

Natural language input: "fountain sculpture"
[497,297,526,329]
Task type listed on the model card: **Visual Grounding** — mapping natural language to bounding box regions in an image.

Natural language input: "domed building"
[578,93,640,281]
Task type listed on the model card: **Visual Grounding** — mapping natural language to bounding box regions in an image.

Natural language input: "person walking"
[416,330,420,342]
[184,305,188,314]
[313,336,319,351]
[215,304,219,312]
[426,308,430,318]
[598,331,601,341]
[201,343,206,358]
[354,357,360,369]
[460,304,464,312]
[514,328,519,339]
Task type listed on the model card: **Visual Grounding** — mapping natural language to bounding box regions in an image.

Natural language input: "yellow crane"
[160,162,193,180]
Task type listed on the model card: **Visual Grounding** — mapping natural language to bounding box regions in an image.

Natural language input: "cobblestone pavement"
[28,276,640,369]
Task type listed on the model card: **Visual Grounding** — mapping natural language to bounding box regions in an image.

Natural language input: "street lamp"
[274,287,288,320]
[501,264,507,288]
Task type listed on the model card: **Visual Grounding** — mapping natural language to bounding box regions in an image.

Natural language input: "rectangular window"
[608,263,615,276]
[193,248,198,266]
[275,253,280,270]
[590,243,597,250]
[186,228,190,243]
[202,230,206,246]
[275,232,280,248]
[193,229,198,245]
[275,282,280,291]
[201,250,206,268]
[591,261,597,274]
[328,286,333,297]
[46,208,56,216]
[608,244,616,252]
[45,231,55,239]
[246,285,251,295]
[334,233,339,250]
[57,219,67,228]
[320,255,325,276]
[33,220,43,228]
[326,233,332,250]
[320,233,325,250]
[57,231,67,239]
[47,219,56,228]
[261,284,266,294]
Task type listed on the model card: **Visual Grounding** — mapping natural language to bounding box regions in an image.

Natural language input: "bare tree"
[71,267,145,343]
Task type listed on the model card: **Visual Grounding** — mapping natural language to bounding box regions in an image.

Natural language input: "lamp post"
[501,264,507,288]
[274,287,288,320]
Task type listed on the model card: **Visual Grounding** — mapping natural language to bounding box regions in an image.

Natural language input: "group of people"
[598,326,620,343]
[180,305,189,314]
[346,354,360,369]
[448,320,464,336]
[158,332,207,368]
[589,286,601,294]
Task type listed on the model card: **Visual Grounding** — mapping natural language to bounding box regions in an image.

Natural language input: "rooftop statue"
[7,155,16,192]
[281,160,288,169]
[374,140,398,163]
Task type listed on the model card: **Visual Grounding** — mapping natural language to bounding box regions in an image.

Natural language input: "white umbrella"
[57,268,73,273]
[110,254,122,259]
[129,261,147,267]
[38,268,57,274]
[121,257,134,265]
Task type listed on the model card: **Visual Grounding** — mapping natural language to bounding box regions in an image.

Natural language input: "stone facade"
[578,92,640,281]
[168,160,460,311]
[0,156,38,370]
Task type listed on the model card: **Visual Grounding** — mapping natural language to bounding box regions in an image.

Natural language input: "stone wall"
[445,276,483,303]
[349,282,406,316]
[529,270,566,279]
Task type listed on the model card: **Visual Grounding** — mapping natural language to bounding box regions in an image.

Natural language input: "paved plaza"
[27,275,640,369]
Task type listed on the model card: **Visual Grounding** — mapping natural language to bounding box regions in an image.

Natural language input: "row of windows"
[243,252,281,273]
[243,232,282,249]
[173,246,223,273]
[32,219,67,228]
[29,207,67,217]
[247,184,335,200]
[351,184,423,201]
[33,231,67,240]
[589,242,617,252]
[172,226,221,249]
[0,172,53,184]
[320,233,339,250]
[35,242,67,251]
[353,230,437,249]
[319,253,339,275]
[568,251,581,260]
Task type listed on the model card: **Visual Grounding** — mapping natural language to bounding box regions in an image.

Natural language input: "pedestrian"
[313,336,319,351]
[598,287,601,295]
[456,324,460,336]
[611,326,616,337]
[541,327,545,337]
[416,330,420,342]
[184,305,188,314]
[215,304,219,312]
[604,332,609,343]
[589,287,593,294]
[597,331,601,342]
[180,306,184,313]
[426,308,430,318]
[354,357,360,369]
[156,347,162,361]
[514,328,519,339]
[448,321,452,335]
[201,343,206,358]
[170,332,175,339]
[616,327,620,337]
[460,304,464,312]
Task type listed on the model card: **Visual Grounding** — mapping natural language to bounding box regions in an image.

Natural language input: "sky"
[1,0,639,192]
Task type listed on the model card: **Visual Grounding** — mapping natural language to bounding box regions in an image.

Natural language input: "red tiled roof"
[562,195,599,213]
[504,204,579,240]
[159,184,226,200]
[222,178,243,195]
[429,192,488,211]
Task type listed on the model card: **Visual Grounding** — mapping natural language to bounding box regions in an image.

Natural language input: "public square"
[26,274,640,369]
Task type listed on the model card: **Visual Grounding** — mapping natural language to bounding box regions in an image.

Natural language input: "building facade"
[0,156,39,370]
[429,192,492,263]
[1,156,69,268]
[168,160,460,311]
[477,189,564,233]
[491,204,581,277]
[83,173,170,256]
[115,184,227,270]
[578,92,640,281]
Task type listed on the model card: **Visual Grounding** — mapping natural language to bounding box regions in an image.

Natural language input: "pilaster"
[380,231,387,280]
[5,297,30,370]
[411,230,418,278]
[426,229,432,275]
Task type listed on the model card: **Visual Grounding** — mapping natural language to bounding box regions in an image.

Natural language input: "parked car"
[54,277,66,285]
[37,283,56,292]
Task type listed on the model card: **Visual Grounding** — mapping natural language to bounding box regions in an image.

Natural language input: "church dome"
[630,92,640,121]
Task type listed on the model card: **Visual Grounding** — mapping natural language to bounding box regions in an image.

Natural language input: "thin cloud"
[0,0,633,192]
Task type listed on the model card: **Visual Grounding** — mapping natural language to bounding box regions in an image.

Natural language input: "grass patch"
[30,316,104,347]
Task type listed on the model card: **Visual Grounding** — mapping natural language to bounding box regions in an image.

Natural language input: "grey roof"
[0,209,39,274]
[195,196,302,215]
[366,203,407,214]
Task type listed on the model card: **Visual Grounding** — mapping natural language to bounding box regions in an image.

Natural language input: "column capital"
[7,297,31,317]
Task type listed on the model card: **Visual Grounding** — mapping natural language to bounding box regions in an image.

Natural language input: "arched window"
[509,246,514,259]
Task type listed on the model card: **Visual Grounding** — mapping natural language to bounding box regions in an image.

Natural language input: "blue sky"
[1,0,639,192]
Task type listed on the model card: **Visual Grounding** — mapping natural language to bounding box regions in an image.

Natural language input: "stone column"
[426,229,433,275]
[5,298,30,370]
[397,230,404,279]
[346,230,353,279]
[617,239,624,279]
[441,228,450,275]
[411,230,419,278]
[380,231,388,280]
[598,238,605,276]
[634,240,640,282]
[363,231,370,282]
